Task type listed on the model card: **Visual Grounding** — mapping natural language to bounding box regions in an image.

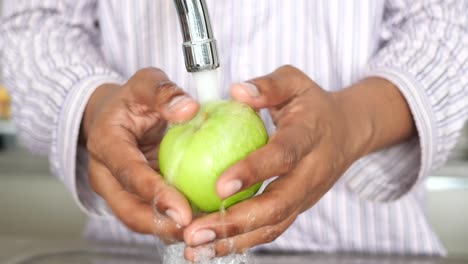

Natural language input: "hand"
[182,65,357,260]
[81,68,199,243]
[182,65,415,261]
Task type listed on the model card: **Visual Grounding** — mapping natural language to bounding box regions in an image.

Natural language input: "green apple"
[158,100,268,213]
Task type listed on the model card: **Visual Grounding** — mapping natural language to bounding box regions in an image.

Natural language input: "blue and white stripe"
[2,0,467,256]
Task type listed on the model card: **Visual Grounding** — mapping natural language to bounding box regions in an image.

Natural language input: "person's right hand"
[80,68,199,243]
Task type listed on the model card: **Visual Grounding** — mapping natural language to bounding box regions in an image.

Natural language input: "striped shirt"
[1,0,467,256]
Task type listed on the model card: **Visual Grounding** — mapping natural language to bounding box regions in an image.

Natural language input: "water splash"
[163,243,255,264]
[153,197,256,264]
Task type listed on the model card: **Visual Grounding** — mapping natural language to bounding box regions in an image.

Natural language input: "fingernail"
[192,246,216,262]
[165,209,183,226]
[240,82,259,97]
[167,95,194,112]
[222,179,243,198]
[192,229,216,245]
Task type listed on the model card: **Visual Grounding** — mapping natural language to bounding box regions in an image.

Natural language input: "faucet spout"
[173,0,220,73]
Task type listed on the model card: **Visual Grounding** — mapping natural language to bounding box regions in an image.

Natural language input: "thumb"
[127,67,200,123]
[230,65,310,110]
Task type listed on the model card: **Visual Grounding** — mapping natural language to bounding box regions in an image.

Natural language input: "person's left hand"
[181,65,371,261]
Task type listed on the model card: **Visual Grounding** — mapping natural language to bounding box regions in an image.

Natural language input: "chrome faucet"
[173,0,220,73]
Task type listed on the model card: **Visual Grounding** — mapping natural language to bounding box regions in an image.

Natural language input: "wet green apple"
[158,100,268,213]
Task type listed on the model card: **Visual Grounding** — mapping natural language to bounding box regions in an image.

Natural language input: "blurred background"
[0,0,467,260]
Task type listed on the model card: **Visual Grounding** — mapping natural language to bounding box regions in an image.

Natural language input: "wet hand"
[81,68,199,243]
[182,65,367,260]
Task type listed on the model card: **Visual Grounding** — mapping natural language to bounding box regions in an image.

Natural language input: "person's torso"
[86,1,445,255]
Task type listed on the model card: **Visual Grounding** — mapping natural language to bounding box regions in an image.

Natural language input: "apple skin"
[158,100,268,213]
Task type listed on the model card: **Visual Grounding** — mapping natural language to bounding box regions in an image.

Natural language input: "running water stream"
[192,69,221,103]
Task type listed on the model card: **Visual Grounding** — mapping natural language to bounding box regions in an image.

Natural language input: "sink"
[8,250,159,264]
[6,248,468,264]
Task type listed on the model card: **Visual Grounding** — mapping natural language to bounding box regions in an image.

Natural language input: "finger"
[125,67,199,123]
[187,153,324,248]
[141,146,160,171]
[138,122,163,171]
[184,186,298,247]
[184,213,296,262]
[88,120,193,226]
[141,145,159,161]
[186,152,335,255]
[230,65,312,109]
[138,114,167,146]
[216,122,317,198]
[214,212,296,257]
[89,127,166,196]
[89,150,193,227]
[190,157,331,260]
[88,159,184,239]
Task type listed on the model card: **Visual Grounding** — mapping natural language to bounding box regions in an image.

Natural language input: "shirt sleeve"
[0,0,124,216]
[345,0,468,201]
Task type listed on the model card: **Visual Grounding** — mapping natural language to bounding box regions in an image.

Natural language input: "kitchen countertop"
[1,236,467,264]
